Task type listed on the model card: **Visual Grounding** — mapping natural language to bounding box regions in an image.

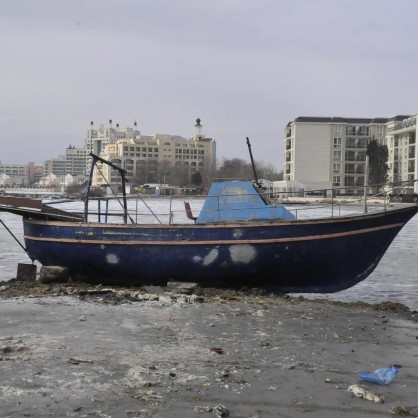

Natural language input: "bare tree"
[216,158,281,181]
[158,159,173,184]
[216,158,253,180]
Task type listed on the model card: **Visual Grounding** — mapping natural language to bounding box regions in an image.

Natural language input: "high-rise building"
[85,120,141,158]
[43,145,88,177]
[284,113,418,194]
[386,115,417,187]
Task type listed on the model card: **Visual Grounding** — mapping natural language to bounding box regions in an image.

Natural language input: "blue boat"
[1,152,417,293]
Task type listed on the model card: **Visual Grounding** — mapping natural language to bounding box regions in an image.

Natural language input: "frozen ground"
[1,287,417,417]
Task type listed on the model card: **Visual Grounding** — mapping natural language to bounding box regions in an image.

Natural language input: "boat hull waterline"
[23,205,418,293]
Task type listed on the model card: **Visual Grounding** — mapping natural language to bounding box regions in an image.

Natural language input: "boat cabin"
[195,181,295,223]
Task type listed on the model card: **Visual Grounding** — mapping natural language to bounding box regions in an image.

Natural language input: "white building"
[0,162,30,187]
[284,114,418,195]
[386,114,417,187]
[44,145,88,178]
[86,120,141,160]
[91,119,216,187]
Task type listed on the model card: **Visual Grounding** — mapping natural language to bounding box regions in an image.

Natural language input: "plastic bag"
[358,365,398,385]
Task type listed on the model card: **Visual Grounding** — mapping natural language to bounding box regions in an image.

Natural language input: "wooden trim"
[24,222,403,246]
[0,196,42,209]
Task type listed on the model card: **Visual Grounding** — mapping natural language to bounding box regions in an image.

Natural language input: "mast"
[84,153,129,223]
[246,137,260,186]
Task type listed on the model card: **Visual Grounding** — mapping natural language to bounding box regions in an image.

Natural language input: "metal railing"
[63,179,417,225]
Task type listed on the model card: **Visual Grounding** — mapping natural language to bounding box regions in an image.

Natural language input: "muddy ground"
[1,281,418,417]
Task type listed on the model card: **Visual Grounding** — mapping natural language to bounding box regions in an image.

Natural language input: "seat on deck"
[184,201,197,222]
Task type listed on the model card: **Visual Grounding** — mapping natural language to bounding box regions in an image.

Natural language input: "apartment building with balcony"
[386,115,417,187]
[284,113,418,195]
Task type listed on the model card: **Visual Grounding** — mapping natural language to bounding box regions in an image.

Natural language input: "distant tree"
[216,158,281,181]
[172,162,189,186]
[130,157,278,189]
[200,160,216,190]
[191,171,203,186]
[216,158,253,180]
[133,161,147,184]
[367,139,389,193]
[257,162,282,181]
[66,184,83,194]
[158,160,173,185]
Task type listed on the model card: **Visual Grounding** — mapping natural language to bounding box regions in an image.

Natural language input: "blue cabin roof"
[196,181,295,223]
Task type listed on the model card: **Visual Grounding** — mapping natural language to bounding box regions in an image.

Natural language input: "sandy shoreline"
[1,283,418,417]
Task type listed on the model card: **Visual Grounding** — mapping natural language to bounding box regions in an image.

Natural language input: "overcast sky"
[1,0,418,170]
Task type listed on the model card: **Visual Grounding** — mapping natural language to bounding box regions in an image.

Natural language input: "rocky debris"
[390,405,418,416]
[134,390,165,406]
[0,279,210,306]
[0,336,28,355]
[213,404,230,417]
[0,279,416,323]
[348,384,384,403]
[140,286,166,295]
[167,281,198,294]
[125,409,161,417]
[39,266,69,284]
[68,357,94,364]
[78,288,205,305]
[193,405,230,417]
[215,368,230,378]
[194,405,214,413]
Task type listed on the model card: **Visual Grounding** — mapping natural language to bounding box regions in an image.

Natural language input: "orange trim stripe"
[24,222,403,246]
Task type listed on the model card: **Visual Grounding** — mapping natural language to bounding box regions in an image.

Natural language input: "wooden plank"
[0,206,83,221]
[0,195,43,209]
[42,205,83,220]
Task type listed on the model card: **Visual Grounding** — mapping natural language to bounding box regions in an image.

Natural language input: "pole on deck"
[363,154,369,213]
[121,172,128,224]
[246,137,260,186]
[84,154,96,222]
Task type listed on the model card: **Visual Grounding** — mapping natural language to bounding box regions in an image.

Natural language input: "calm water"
[1,197,417,310]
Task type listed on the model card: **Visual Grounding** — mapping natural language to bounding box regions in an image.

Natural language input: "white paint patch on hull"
[106,253,120,264]
[203,249,218,266]
[229,244,256,264]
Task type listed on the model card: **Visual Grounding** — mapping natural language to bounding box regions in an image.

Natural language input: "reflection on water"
[1,198,417,310]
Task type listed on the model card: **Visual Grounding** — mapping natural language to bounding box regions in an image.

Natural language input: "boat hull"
[23,205,418,293]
